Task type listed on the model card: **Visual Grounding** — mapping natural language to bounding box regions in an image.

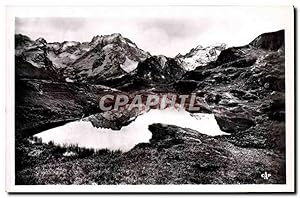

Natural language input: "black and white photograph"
[5,5,295,193]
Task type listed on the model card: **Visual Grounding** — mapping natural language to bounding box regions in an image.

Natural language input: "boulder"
[214,114,255,133]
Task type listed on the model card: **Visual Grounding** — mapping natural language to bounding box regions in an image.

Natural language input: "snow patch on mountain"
[65,77,74,83]
[120,57,139,73]
[156,55,168,69]
[61,41,80,51]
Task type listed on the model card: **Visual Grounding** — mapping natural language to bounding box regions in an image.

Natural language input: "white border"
[5,6,295,193]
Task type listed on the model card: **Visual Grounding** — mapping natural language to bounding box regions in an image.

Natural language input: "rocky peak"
[90,33,120,44]
[15,34,54,69]
[110,32,122,38]
[35,37,47,46]
[215,30,285,66]
[194,45,204,50]
[135,55,184,83]
[154,55,168,69]
[90,35,103,44]
[90,33,139,50]
[249,29,284,51]
[66,33,150,82]
[15,34,33,48]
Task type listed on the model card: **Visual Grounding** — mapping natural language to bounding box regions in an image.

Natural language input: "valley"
[15,30,286,185]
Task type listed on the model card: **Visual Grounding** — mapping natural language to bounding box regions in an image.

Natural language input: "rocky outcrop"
[134,55,185,83]
[82,108,139,130]
[15,34,34,48]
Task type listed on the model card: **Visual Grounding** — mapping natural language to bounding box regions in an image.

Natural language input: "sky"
[15,6,290,57]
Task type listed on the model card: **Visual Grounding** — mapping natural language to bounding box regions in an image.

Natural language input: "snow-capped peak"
[176,43,227,71]
[90,33,139,49]
[60,41,80,51]
[66,33,150,81]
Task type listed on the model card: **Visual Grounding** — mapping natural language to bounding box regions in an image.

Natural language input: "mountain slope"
[15,34,60,80]
[249,29,284,51]
[176,29,285,149]
[46,41,90,69]
[66,33,150,83]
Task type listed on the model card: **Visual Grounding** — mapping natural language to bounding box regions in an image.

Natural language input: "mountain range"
[15,32,230,84]
[15,29,286,185]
